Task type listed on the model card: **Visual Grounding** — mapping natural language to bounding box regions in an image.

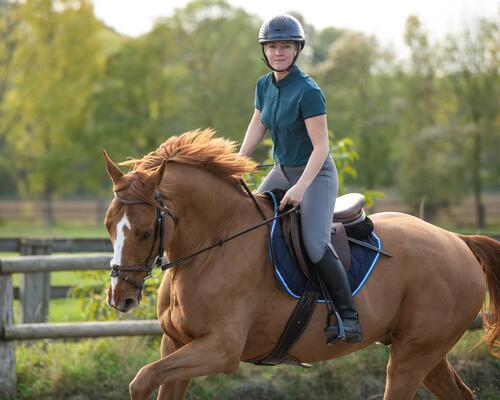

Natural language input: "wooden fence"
[0,240,161,398]
[0,238,491,398]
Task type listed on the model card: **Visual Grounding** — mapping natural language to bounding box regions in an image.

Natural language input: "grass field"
[11,331,500,400]
[0,221,107,238]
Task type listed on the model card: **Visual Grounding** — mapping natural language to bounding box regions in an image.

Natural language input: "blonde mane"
[120,129,257,186]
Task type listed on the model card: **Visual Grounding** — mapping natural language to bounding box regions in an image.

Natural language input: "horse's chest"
[159,294,212,343]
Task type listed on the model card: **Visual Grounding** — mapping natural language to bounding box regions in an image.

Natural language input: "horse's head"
[103,151,170,313]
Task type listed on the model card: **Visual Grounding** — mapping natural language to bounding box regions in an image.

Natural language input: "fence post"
[19,239,52,323]
[0,272,16,398]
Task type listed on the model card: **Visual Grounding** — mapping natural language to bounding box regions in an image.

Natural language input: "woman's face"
[263,41,297,71]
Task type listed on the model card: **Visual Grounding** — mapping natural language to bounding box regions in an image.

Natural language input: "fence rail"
[0,254,112,273]
[4,320,162,341]
[0,237,112,252]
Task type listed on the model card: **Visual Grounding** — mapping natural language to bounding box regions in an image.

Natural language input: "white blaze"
[110,214,131,304]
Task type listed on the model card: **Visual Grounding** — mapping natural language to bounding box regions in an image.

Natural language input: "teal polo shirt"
[254,65,326,166]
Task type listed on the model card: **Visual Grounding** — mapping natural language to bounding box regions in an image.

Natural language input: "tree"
[0,1,20,195]
[395,16,468,221]
[310,26,344,65]
[89,0,266,173]
[443,14,500,229]
[0,0,105,223]
[315,31,399,189]
[167,0,266,139]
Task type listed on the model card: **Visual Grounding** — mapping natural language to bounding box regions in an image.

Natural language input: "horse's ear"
[102,150,123,184]
[153,159,167,187]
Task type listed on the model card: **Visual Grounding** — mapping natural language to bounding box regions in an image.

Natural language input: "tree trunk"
[44,182,54,226]
[472,125,485,230]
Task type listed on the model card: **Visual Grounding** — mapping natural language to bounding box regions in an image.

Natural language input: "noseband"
[110,189,175,290]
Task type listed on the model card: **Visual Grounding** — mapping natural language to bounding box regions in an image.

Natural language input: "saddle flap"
[289,211,312,279]
[280,211,351,276]
[333,193,366,224]
[331,222,351,271]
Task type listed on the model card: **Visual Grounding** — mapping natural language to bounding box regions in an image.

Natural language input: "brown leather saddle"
[281,193,367,278]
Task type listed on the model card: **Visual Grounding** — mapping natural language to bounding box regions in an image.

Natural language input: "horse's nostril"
[124,298,136,309]
[117,297,138,312]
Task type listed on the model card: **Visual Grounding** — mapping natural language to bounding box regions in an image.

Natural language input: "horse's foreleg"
[423,357,474,400]
[156,335,191,400]
[129,334,242,400]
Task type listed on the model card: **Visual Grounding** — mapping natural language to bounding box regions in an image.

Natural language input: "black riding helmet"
[258,14,305,72]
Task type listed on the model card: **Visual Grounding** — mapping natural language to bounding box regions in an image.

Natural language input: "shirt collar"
[272,65,300,88]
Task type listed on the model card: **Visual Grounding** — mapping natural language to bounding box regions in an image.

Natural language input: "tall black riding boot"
[314,245,363,344]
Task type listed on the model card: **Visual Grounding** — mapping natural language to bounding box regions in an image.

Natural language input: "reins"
[160,205,296,270]
[111,174,294,289]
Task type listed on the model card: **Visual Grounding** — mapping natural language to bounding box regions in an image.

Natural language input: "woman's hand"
[279,183,307,211]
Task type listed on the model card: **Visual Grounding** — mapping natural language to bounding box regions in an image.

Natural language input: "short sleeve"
[254,77,262,110]
[300,88,326,119]
[254,84,261,110]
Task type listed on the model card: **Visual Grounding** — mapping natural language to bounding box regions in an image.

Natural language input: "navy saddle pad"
[265,191,382,302]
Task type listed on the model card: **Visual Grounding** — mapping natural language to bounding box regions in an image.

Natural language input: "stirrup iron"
[324,309,346,345]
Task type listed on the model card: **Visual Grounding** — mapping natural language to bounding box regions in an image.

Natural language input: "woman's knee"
[303,239,329,263]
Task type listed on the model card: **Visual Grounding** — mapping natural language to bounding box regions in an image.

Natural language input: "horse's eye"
[140,231,152,241]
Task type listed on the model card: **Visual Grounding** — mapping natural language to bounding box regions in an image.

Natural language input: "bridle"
[110,189,175,290]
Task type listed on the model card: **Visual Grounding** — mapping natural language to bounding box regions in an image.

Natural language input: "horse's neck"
[159,165,273,329]
[164,164,248,260]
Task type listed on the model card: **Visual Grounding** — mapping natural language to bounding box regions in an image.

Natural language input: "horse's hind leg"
[383,340,450,400]
[423,357,473,400]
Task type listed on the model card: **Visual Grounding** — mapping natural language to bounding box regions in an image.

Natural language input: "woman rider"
[239,14,362,344]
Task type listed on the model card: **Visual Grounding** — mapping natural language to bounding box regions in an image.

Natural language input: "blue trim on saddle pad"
[264,191,382,302]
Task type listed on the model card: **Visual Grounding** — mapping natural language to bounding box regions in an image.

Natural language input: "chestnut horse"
[103,129,499,400]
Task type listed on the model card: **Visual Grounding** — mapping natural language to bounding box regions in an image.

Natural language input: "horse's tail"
[458,234,500,357]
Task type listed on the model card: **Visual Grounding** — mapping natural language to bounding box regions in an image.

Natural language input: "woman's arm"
[296,114,330,187]
[279,114,330,210]
[239,108,267,158]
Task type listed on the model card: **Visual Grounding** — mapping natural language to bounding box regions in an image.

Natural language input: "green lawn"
[0,221,107,238]
[12,331,500,400]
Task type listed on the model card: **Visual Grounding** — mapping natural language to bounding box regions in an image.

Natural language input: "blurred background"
[0,2,499,399]
[0,0,499,233]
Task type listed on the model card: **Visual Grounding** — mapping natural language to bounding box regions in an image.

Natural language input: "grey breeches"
[257,156,338,263]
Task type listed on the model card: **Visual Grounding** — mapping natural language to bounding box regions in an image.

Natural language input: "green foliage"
[0,0,106,203]
[330,134,358,194]
[393,14,500,224]
[69,270,161,321]
[15,337,161,399]
[0,0,498,230]
[14,333,500,399]
[315,31,400,189]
